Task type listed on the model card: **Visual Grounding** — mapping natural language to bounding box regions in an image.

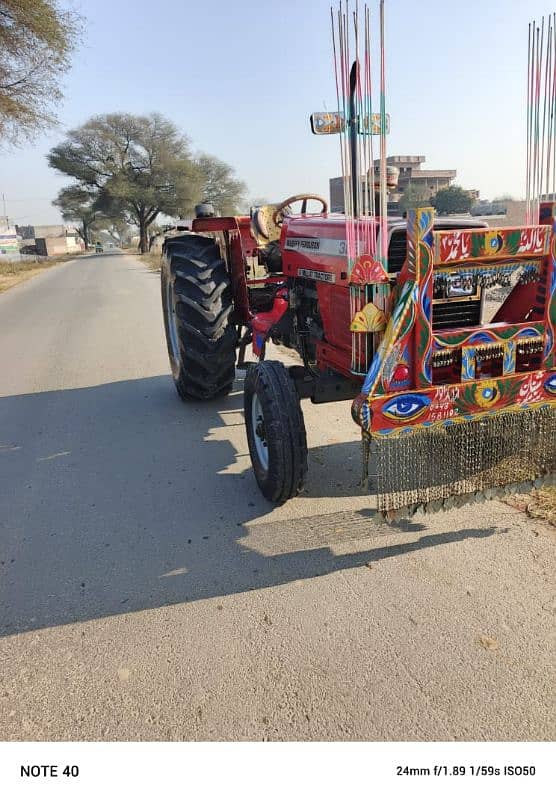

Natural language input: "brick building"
[329,155,476,213]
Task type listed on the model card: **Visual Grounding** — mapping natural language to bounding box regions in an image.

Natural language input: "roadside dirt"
[135,252,161,271]
[0,255,79,293]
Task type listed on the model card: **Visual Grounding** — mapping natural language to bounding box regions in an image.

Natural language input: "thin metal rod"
[527,22,532,222]
[378,0,388,271]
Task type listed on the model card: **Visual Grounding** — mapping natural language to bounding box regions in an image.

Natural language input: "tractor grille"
[387,230,407,272]
[386,226,484,331]
[432,299,482,330]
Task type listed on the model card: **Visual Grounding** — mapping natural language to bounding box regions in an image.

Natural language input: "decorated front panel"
[434,226,550,265]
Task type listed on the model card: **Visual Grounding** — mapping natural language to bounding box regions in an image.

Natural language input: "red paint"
[192,216,242,233]
[251,289,289,356]
[316,283,352,357]
[316,341,353,376]
[281,214,351,283]
[392,364,409,382]
[366,371,553,433]
[350,255,388,284]
[228,228,251,324]
[518,226,547,254]
[439,230,471,263]
[491,281,539,323]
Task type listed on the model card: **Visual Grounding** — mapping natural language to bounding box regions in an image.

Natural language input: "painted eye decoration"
[485,232,503,255]
[382,393,430,422]
[474,381,499,408]
[545,373,556,395]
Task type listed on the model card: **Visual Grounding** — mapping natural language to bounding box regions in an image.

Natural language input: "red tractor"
[160,6,555,518]
[161,192,555,517]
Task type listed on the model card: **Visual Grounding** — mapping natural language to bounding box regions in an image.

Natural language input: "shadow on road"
[0,375,503,636]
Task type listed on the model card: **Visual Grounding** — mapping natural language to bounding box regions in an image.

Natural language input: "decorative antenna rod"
[349,61,359,218]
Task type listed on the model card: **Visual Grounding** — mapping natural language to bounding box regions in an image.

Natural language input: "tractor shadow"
[0,374,505,637]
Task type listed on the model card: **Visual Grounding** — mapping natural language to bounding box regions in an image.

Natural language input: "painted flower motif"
[484,231,503,256]
[474,381,499,408]
[350,255,388,285]
[350,302,387,333]
[518,374,543,404]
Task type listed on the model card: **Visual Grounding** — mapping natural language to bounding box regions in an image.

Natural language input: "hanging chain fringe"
[362,405,556,521]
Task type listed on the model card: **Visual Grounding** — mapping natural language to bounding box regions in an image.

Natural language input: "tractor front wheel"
[244,361,308,503]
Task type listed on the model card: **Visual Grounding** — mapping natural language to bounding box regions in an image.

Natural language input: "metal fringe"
[369,405,556,521]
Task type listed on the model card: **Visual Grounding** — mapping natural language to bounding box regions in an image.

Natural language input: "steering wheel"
[272,194,328,225]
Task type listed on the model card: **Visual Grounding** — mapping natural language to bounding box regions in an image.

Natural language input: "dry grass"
[525,487,556,526]
[507,486,556,527]
[135,252,162,272]
[0,255,79,293]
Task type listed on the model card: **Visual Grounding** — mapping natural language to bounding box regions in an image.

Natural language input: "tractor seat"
[250,203,293,273]
[250,203,290,247]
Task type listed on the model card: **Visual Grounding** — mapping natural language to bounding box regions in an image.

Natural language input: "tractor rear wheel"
[161,235,236,400]
[244,361,308,503]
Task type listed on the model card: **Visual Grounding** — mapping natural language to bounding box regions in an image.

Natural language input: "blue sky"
[0,0,553,224]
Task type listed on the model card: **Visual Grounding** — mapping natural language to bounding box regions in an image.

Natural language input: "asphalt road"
[0,252,554,741]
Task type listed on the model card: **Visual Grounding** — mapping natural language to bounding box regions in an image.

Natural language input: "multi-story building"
[329,155,473,213]
[384,155,455,196]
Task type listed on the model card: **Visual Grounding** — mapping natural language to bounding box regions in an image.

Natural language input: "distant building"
[471,199,526,227]
[383,155,456,196]
[0,217,19,259]
[35,235,81,256]
[17,224,66,240]
[329,155,477,213]
[15,223,83,256]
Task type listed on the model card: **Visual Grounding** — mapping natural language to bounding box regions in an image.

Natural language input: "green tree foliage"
[432,185,474,215]
[196,153,246,215]
[53,185,97,247]
[49,113,202,252]
[0,0,81,143]
[398,184,432,214]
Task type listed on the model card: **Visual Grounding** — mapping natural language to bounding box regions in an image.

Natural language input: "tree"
[398,184,432,214]
[196,153,246,215]
[53,185,97,247]
[250,196,271,207]
[48,112,202,252]
[432,185,473,215]
[106,218,132,246]
[0,0,81,144]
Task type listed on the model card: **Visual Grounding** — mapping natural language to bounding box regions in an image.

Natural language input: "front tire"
[161,235,236,400]
[244,361,308,503]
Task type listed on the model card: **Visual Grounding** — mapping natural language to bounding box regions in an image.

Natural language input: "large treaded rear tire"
[244,361,308,503]
[161,235,236,400]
